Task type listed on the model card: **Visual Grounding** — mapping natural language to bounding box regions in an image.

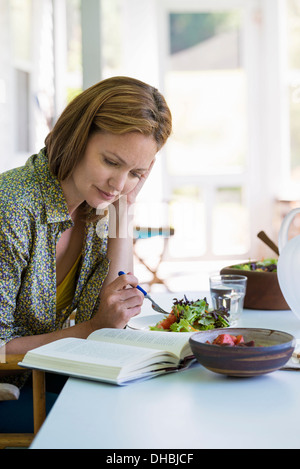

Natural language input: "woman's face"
[64,132,157,212]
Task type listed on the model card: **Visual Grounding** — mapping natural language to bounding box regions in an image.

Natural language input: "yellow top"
[56,255,82,312]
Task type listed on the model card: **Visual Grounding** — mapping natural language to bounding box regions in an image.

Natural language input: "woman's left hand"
[125,159,155,206]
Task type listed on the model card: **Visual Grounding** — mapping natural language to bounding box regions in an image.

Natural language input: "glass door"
[160,0,260,260]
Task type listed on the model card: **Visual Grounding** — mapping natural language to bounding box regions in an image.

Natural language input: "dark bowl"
[220,264,289,310]
[189,328,295,377]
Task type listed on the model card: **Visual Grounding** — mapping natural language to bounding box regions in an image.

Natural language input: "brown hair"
[45,76,172,181]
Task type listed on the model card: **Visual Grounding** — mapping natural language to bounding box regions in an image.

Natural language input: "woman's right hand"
[4,274,144,354]
[90,273,144,330]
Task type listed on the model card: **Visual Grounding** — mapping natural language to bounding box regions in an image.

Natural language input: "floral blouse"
[0,148,109,348]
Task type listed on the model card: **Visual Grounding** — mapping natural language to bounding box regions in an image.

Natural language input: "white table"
[30,292,300,449]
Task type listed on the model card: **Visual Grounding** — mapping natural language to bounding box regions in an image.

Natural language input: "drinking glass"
[209,274,247,326]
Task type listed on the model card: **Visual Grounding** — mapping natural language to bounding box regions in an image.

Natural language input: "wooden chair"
[0,354,46,449]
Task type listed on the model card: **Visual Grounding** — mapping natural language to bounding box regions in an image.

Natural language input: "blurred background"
[1,0,300,291]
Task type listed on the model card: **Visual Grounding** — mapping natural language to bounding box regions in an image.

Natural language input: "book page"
[23,337,169,368]
[88,328,193,358]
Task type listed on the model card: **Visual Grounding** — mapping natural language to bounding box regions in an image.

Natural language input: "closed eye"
[103,154,145,179]
[104,158,118,167]
[130,171,142,179]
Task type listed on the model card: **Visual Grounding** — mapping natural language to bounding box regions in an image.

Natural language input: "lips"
[96,188,117,201]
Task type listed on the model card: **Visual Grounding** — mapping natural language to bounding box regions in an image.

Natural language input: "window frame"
[156,0,286,261]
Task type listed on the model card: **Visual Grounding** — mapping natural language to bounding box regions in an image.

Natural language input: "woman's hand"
[90,273,144,330]
[125,158,156,206]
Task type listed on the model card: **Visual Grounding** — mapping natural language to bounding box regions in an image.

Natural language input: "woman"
[0,76,172,431]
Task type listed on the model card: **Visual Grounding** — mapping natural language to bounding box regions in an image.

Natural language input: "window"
[163,5,252,260]
[11,0,32,153]
[101,0,123,77]
[66,0,82,102]
[286,0,300,187]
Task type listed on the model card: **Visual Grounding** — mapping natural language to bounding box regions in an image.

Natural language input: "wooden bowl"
[189,328,295,377]
[220,264,289,310]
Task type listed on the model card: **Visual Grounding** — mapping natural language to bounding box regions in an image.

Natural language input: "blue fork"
[118,271,168,314]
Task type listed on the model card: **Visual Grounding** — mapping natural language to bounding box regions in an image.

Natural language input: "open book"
[20,328,195,385]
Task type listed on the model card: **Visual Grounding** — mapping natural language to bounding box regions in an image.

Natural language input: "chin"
[95,200,115,213]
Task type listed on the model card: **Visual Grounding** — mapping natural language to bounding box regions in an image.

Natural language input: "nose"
[108,171,127,193]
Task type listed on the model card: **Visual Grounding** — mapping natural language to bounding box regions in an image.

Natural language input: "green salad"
[232,258,278,272]
[150,296,230,332]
